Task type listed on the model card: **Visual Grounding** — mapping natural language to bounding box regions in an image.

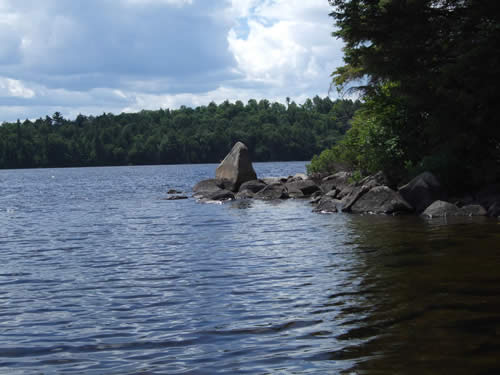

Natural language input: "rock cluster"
[193,142,500,218]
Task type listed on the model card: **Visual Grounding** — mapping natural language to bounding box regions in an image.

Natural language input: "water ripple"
[0,164,499,374]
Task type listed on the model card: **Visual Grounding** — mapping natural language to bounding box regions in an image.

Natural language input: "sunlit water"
[1,163,499,374]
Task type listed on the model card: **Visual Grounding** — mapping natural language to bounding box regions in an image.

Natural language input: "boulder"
[421,200,465,218]
[351,186,413,214]
[487,202,500,218]
[193,179,226,198]
[357,171,389,188]
[321,171,352,193]
[310,195,323,205]
[399,172,445,213]
[338,171,388,204]
[476,184,500,215]
[254,183,289,200]
[313,197,341,213]
[215,142,257,191]
[285,180,320,198]
[340,185,374,212]
[193,179,237,201]
[207,190,235,201]
[422,201,488,218]
[293,173,309,181]
[461,204,487,216]
[262,177,288,185]
[239,179,267,194]
[235,189,255,200]
[449,194,475,207]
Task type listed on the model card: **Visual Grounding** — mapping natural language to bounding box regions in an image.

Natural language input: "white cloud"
[227,0,343,92]
[0,77,35,98]
[0,0,345,122]
[123,0,193,6]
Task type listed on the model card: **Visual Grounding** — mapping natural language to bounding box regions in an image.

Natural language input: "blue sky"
[0,0,344,122]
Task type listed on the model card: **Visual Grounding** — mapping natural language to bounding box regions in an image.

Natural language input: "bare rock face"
[215,142,257,191]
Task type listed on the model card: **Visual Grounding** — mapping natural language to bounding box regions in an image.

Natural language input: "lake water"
[1,163,500,374]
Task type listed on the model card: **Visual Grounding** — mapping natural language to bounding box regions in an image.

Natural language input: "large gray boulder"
[262,177,287,185]
[399,172,445,213]
[421,201,462,217]
[313,197,341,213]
[351,186,413,214]
[235,179,267,200]
[320,171,352,194]
[215,142,257,191]
[193,179,225,197]
[285,180,320,198]
[462,204,487,216]
[193,179,236,201]
[239,179,267,193]
[254,183,289,200]
[339,172,389,212]
[420,200,486,217]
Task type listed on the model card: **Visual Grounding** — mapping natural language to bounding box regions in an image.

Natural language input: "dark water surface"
[1,163,499,374]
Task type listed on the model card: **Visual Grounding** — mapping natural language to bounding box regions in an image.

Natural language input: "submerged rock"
[215,142,257,191]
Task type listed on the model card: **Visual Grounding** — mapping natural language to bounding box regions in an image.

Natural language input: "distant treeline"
[0,97,360,169]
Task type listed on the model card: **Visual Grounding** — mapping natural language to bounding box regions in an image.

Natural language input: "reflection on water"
[343,216,500,374]
[0,164,499,374]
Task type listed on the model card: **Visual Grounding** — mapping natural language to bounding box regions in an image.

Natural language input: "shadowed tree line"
[0,97,360,169]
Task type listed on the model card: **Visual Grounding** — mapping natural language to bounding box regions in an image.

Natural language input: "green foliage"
[0,97,361,169]
[308,82,407,181]
[326,0,500,189]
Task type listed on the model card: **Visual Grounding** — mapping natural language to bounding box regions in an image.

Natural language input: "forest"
[309,0,500,191]
[0,97,360,169]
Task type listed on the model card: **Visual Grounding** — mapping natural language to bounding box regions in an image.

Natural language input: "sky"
[0,0,344,122]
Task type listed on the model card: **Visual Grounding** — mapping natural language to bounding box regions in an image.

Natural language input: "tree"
[326,0,500,188]
[0,97,360,169]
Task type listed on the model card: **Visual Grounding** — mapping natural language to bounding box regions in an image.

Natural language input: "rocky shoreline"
[192,142,500,218]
